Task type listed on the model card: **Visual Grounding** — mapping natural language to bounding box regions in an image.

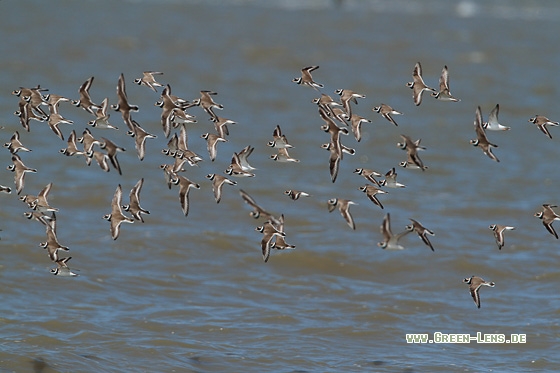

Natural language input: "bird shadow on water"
[30,357,51,373]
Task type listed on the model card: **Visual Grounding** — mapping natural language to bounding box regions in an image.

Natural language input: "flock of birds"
[1,63,559,308]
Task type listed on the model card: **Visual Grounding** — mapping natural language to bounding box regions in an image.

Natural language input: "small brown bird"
[100,137,125,175]
[292,65,324,90]
[193,90,224,120]
[60,129,84,157]
[432,65,460,102]
[171,175,200,217]
[122,178,150,222]
[354,168,382,186]
[127,120,157,161]
[534,204,560,239]
[327,198,357,230]
[373,104,402,126]
[358,184,387,210]
[238,189,281,225]
[255,221,285,263]
[4,131,32,154]
[528,115,558,139]
[406,62,436,106]
[405,218,435,251]
[489,224,515,250]
[7,154,36,194]
[201,133,227,162]
[267,125,293,149]
[134,71,164,92]
[334,89,366,119]
[284,189,310,200]
[270,214,296,252]
[103,184,134,240]
[470,106,499,162]
[72,76,100,115]
[206,174,236,203]
[112,73,139,131]
[463,276,495,309]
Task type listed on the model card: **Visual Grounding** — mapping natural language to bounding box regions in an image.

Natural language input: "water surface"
[1,1,560,372]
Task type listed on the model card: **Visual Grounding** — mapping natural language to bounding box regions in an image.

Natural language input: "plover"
[321,141,355,156]
[489,224,515,250]
[72,76,100,115]
[4,131,31,154]
[47,112,73,140]
[7,154,36,194]
[256,221,286,263]
[483,104,510,131]
[211,116,236,138]
[326,140,341,183]
[134,71,164,92]
[470,106,499,162]
[379,167,406,188]
[349,114,371,142]
[528,115,558,139]
[534,204,560,239]
[15,99,47,131]
[126,119,157,161]
[193,90,224,121]
[327,198,357,230]
[354,168,382,186]
[270,147,300,163]
[24,211,56,232]
[50,257,79,277]
[239,189,281,225]
[201,133,227,162]
[284,189,310,200]
[160,158,187,189]
[206,174,236,203]
[399,145,428,171]
[122,178,150,222]
[270,214,296,252]
[158,84,181,138]
[112,73,139,131]
[405,218,435,251]
[397,134,426,152]
[87,150,110,172]
[334,89,365,119]
[432,65,460,102]
[171,175,200,217]
[267,125,293,149]
[373,104,402,126]
[358,184,387,210]
[99,137,125,175]
[175,126,203,167]
[40,226,69,262]
[78,128,101,156]
[292,65,324,90]
[226,152,256,177]
[31,182,58,213]
[88,97,118,130]
[377,213,411,250]
[406,62,436,106]
[103,184,134,240]
[59,129,84,157]
[233,145,256,171]
[45,93,70,115]
[313,93,342,117]
[463,276,495,309]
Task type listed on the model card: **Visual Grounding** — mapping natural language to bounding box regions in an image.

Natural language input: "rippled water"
[1,0,560,372]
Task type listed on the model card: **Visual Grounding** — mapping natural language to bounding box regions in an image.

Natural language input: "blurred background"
[1,0,560,372]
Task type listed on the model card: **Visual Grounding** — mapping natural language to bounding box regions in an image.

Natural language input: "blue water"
[1,0,560,372]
